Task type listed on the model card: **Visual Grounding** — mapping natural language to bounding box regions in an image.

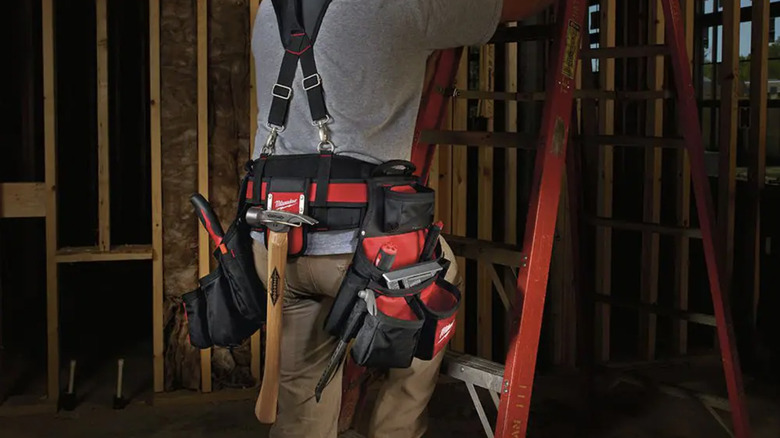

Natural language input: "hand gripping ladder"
[408,1,752,437]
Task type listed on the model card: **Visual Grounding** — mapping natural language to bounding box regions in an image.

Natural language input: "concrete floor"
[1,375,779,438]
[1,347,779,438]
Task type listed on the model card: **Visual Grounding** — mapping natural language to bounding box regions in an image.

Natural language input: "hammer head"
[246,207,318,232]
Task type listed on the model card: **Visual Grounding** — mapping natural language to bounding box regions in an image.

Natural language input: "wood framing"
[42,0,59,403]
[477,44,495,360]
[595,0,615,362]
[451,51,469,353]
[249,0,262,386]
[0,183,46,218]
[97,0,111,251]
[504,22,519,347]
[639,0,664,361]
[747,0,769,328]
[197,0,212,394]
[673,0,694,355]
[149,0,165,393]
[56,245,153,263]
[717,0,740,292]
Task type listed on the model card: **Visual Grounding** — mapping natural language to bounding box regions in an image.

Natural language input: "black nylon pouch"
[200,266,259,347]
[181,175,266,349]
[382,183,435,234]
[350,295,425,368]
[217,220,266,323]
[181,287,212,349]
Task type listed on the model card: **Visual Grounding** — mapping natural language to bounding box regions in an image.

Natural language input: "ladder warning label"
[562,20,581,79]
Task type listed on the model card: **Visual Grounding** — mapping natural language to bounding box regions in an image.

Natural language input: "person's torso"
[251,0,433,164]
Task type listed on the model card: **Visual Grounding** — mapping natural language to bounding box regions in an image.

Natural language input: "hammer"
[245,208,318,424]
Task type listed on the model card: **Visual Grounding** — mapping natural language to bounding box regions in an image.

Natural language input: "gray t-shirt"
[250,0,502,255]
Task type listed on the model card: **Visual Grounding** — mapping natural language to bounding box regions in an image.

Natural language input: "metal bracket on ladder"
[441,351,505,438]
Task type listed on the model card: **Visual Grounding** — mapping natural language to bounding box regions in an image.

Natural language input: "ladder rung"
[593,293,716,326]
[420,130,535,149]
[441,351,505,393]
[489,24,553,43]
[447,89,674,102]
[442,234,524,268]
[580,135,685,149]
[580,45,669,59]
[588,217,702,237]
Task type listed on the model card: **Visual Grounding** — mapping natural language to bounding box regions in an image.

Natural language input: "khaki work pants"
[251,237,460,438]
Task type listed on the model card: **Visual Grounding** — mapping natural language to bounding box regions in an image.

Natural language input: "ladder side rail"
[494,1,588,436]
[659,0,750,437]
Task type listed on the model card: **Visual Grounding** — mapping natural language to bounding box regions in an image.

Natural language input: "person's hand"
[501,0,557,22]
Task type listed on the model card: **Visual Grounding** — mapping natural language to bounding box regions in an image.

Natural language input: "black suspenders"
[252,0,336,215]
[262,0,334,156]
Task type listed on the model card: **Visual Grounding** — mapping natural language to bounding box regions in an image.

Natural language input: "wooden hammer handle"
[255,230,288,424]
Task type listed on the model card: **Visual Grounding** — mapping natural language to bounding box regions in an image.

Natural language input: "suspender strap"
[299,48,328,123]
[267,49,300,129]
[267,0,332,130]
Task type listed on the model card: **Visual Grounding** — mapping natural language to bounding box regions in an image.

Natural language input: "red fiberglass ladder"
[408,0,752,437]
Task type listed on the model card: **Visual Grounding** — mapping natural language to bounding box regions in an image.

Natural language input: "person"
[249,0,557,437]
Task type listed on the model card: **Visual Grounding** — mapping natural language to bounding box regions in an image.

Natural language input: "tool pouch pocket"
[351,294,425,368]
[183,266,259,348]
[182,177,266,349]
[382,183,435,234]
[414,279,461,360]
[182,287,212,349]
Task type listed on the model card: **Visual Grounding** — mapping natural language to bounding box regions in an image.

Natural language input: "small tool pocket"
[382,183,435,234]
[182,287,212,349]
[350,294,425,369]
[183,266,258,348]
[414,279,461,360]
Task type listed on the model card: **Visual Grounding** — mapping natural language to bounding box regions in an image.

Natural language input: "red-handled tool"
[190,193,227,254]
[374,242,398,270]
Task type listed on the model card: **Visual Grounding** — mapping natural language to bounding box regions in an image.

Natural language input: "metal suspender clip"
[316,119,334,153]
[262,125,280,155]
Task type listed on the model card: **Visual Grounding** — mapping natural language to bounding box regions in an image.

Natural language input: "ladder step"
[56,244,154,263]
[579,134,685,149]
[419,130,535,149]
[593,293,716,326]
[441,351,505,394]
[580,44,669,59]
[489,24,553,43]
[447,89,674,102]
[588,217,702,238]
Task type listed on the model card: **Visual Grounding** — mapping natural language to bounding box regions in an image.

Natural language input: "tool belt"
[323,162,462,368]
[243,153,377,257]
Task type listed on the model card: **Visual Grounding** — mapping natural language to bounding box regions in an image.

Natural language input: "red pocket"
[415,281,460,360]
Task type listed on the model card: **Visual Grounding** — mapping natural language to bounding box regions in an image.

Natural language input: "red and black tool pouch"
[181,177,266,348]
[324,161,461,368]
